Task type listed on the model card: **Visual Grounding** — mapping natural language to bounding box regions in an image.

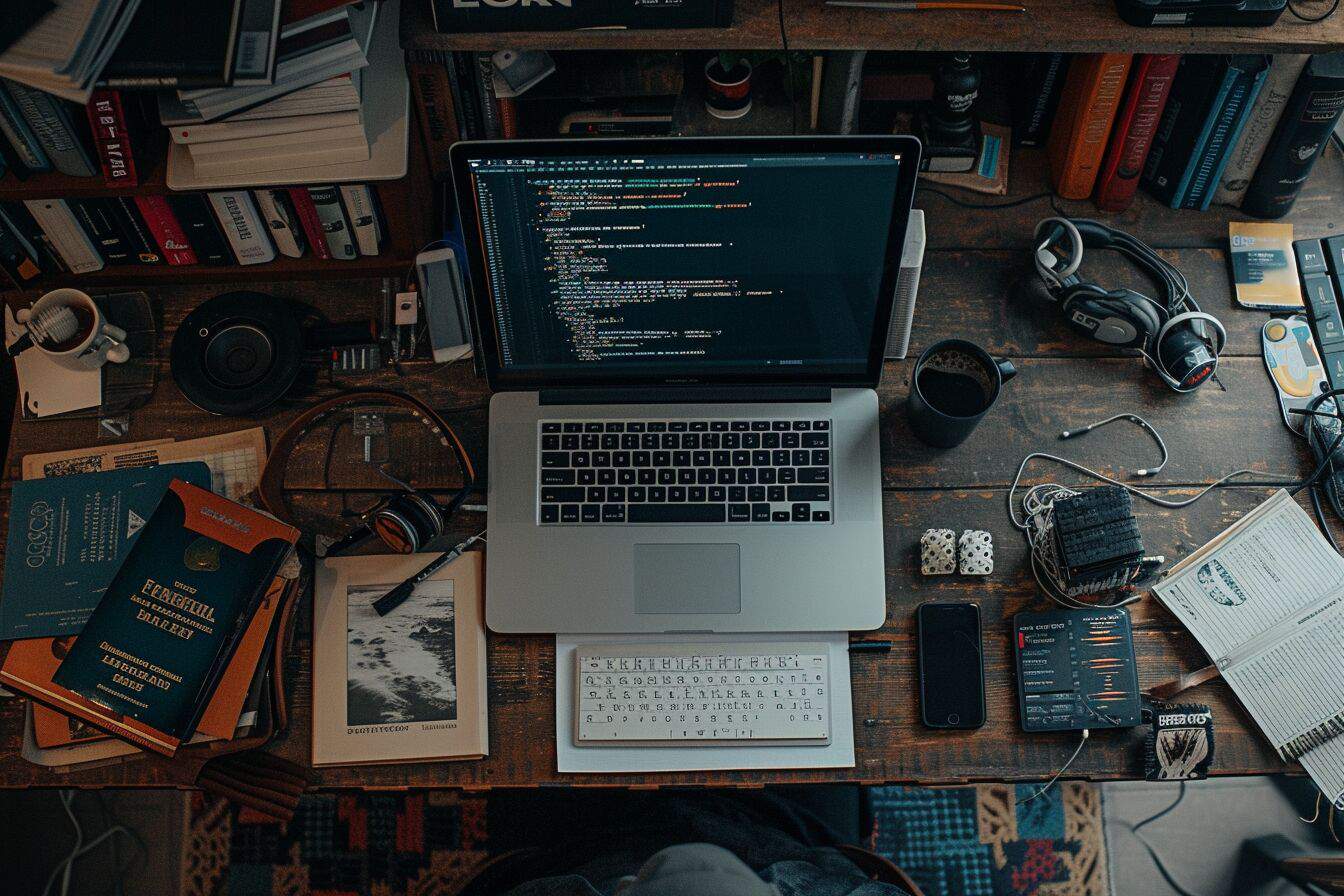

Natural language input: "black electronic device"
[1014,607,1142,732]
[916,54,981,173]
[1295,237,1344,388]
[1113,0,1287,27]
[1015,217,1227,393]
[917,601,986,730]
[171,291,380,416]
[1051,486,1144,588]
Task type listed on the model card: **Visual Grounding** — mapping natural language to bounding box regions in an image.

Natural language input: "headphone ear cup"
[1111,291,1163,342]
[373,492,444,554]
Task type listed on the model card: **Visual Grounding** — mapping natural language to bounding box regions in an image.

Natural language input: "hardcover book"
[253,189,307,258]
[69,197,133,265]
[1243,53,1344,220]
[1047,54,1133,200]
[3,78,97,178]
[208,191,276,265]
[1214,54,1310,207]
[85,89,141,186]
[287,187,331,259]
[166,194,234,266]
[133,195,198,266]
[2,200,66,273]
[308,185,356,259]
[44,480,297,755]
[339,184,382,256]
[1012,53,1067,148]
[0,202,41,283]
[23,199,103,274]
[100,0,281,89]
[0,80,50,173]
[0,463,212,641]
[1181,56,1270,211]
[108,196,164,264]
[313,552,487,766]
[1094,54,1181,213]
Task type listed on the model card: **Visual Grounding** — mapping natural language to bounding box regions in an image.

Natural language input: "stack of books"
[0,461,298,769]
[0,0,141,102]
[157,1,377,181]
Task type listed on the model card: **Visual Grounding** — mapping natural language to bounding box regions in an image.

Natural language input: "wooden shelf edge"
[15,257,410,289]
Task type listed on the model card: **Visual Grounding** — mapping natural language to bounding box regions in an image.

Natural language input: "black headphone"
[1015,217,1226,393]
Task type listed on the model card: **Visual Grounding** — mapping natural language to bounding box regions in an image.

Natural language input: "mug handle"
[995,357,1017,383]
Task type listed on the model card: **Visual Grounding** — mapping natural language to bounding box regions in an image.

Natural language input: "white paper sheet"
[555,631,854,774]
[5,306,101,418]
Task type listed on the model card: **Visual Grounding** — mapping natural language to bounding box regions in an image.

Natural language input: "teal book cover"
[0,461,212,641]
[50,480,297,751]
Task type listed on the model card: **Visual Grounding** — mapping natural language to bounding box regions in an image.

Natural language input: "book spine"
[23,199,104,274]
[109,196,163,264]
[69,198,132,265]
[1014,53,1067,147]
[0,82,50,172]
[5,200,67,272]
[208,191,276,265]
[4,80,97,178]
[308,185,356,260]
[133,195,198,265]
[408,60,459,180]
[1182,58,1269,211]
[1047,54,1133,200]
[286,187,331,259]
[1168,63,1238,208]
[1142,56,1221,207]
[252,189,306,258]
[338,184,382,256]
[475,53,503,139]
[85,89,140,187]
[165,194,234,265]
[1094,54,1181,213]
[1215,54,1310,207]
[0,204,41,284]
[450,52,484,140]
[1243,59,1344,220]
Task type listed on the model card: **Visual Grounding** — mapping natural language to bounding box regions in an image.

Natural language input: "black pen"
[372,533,485,616]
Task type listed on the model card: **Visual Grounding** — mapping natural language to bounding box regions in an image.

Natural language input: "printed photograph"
[346,579,457,726]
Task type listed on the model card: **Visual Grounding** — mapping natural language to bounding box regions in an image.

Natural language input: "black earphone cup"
[373,492,444,554]
[1157,324,1218,389]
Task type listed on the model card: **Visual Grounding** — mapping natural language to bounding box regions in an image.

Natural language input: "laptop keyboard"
[537,419,833,524]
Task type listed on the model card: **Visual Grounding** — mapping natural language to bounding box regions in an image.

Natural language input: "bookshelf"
[403,0,1344,54]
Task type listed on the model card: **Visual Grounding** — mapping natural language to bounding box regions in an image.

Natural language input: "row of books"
[1032,52,1344,219]
[0,184,386,284]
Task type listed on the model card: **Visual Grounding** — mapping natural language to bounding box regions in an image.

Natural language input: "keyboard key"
[628,422,645,432]
[718,468,736,484]
[582,434,599,450]
[729,504,751,522]
[814,420,830,430]
[788,486,830,502]
[703,433,720,449]
[759,468,777,484]
[743,433,761,449]
[798,467,828,483]
[813,510,831,522]
[752,503,771,522]
[669,421,688,432]
[562,434,579,450]
[730,486,747,502]
[753,450,770,466]
[653,451,671,466]
[812,449,830,466]
[748,486,766,502]
[779,468,797,484]
[613,451,631,467]
[579,470,596,485]
[541,506,559,523]
[621,434,639,449]
[634,451,651,466]
[598,470,615,485]
[763,432,780,449]
[673,451,691,466]
[689,486,706,502]
[630,487,647,502]
[542,422,561,433]
[803,432,829,448]
[739,469,756,484]
[773,450,790,466]
[641,434,659,449]
[732,451,750,466]
[605,422,623,432]
[709,486,727,502]
[563,422,582,433]
[659,470,676,484]
[618,469,635,485]
[768,486,786,502]
[541,452,568,468]
[585,423,603,432]
[792,503,811,521]
[593,451,611,466]
[683,433,700,449]
[629,504,726,523]
[608,486,626,502]
[698,468,716,484]
[690,421,708,432]
[669,486,686,501]
[542,434,560,450]
[731,421,750,431]
[678,469,695,484]
[782,433,799,448]
[792,450,810,466]
[794,421,810,430]
[561,504,580,523]
[541,469,575,484]
[572,451,590,467]
[587,487,605,503]
[772,421,790,431]
[693,451,711,466]
[751,421,770,431]
[638,469,655,484]
[710,421,729,431]
[601,434,619,449]
[661,434,677,449]
[713,450,731,466]
[773,511,790,521]
[723,433,741,449]
[648,422,667,432]
[602,504,626,523]
[650,487,667,502]
[582,504,600,522]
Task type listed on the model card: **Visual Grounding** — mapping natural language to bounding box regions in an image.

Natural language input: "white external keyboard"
[574,643,832,746]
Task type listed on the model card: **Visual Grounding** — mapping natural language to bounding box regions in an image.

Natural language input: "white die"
[920,528,957,575]
[958,530,993,576]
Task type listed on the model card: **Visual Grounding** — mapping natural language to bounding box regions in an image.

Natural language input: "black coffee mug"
[906,339,1016,448]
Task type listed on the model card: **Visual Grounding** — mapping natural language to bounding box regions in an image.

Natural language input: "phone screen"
[918,602,985,729]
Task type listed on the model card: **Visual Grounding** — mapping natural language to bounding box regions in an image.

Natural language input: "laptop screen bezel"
[448,135,923,393]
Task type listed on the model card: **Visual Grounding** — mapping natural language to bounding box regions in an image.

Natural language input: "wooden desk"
[2,148,1341,790]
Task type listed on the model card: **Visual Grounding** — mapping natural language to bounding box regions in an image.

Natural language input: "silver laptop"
[449,136,922,634]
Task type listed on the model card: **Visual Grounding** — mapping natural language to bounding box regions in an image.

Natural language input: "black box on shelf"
[431,0,734,33]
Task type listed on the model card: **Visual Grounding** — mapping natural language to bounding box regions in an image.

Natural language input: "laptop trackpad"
[634,544,741,615]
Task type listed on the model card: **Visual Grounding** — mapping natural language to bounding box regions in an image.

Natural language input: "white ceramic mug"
[15,288,130,371]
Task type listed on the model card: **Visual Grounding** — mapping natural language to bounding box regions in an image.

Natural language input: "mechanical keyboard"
[537,418,833,525]
[574,643,832,745]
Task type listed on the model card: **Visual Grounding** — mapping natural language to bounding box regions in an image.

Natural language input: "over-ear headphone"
[1015,217,1226,393]
[258,391,476,609]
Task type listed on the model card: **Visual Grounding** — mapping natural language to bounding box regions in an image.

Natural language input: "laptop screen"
[457,143,914,387]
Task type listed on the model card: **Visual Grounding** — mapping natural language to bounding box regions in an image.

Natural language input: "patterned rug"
[868,783,1110,896]
[183,784,1109,896]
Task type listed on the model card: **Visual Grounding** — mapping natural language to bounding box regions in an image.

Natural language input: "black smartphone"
[917,601,985,730]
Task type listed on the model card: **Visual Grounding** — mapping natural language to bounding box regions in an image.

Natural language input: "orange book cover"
[1048,53,1134,200]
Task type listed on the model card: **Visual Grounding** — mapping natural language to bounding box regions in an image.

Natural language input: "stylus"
[372,533,484,616]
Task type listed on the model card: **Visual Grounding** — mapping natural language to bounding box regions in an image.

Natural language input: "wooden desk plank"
[0,487,1309,788]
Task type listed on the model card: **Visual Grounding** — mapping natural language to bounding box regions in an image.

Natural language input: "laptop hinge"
[538,386,832,406]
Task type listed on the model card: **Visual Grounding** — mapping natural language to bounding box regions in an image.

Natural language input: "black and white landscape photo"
[346,579,458,726]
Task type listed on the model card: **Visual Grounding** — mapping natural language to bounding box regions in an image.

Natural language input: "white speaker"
[885,208,926,360]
